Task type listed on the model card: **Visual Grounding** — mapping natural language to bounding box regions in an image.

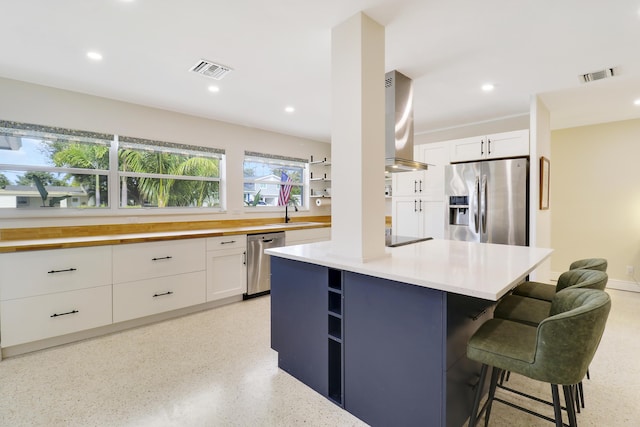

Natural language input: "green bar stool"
[493,269,608,411]
[513,258,607,302]
[467,288,611,427]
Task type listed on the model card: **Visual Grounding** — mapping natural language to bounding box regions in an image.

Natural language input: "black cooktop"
[385,235,433,248]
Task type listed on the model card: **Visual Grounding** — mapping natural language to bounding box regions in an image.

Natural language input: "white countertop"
[266,239,553,301]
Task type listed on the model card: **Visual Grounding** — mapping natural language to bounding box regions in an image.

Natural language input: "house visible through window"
[243,152,307,208]
[0,120,226,212]
[0,121,112,209]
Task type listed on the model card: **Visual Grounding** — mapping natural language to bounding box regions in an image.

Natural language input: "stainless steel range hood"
[385,70,429,173]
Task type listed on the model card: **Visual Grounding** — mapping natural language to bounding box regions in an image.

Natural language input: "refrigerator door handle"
[474,176,480,233]
[481,175,488,233]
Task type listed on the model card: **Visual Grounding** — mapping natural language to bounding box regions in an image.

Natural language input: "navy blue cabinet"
[271,257,493,427]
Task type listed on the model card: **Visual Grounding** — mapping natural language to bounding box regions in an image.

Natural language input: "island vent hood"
[385,70,429,173]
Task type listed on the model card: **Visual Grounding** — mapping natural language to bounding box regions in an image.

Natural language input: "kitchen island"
[267,239,552,427]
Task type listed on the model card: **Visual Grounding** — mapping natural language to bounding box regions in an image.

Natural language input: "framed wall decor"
[539,156,550,210]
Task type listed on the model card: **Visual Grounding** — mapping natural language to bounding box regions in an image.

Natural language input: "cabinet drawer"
[0,285,112,347]
[285,228,331,245]
[113,270,206,322]
[0,246,112,301]
[206,235,246,252]
[112,239,205,284]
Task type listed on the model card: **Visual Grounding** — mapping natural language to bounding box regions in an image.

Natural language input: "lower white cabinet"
[113,271,206,323]
[285,228,331,245]
[206,235,247,301]
[0,285,112,347]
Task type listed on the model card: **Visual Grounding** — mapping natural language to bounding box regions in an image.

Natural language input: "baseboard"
[550,271,640,293]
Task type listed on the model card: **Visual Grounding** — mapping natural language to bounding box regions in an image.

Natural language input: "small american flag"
[278,171,292,206]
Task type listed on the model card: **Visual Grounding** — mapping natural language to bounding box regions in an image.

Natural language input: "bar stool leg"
[563,385,578,427]
[484,367,501,427]
[551,384,563,427]
[469,364,488,427]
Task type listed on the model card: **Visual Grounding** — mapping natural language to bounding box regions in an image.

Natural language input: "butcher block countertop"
[0,217,331,253]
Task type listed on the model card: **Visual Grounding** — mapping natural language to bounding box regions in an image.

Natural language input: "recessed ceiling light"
[634,99,640,106]
[208,85,220,93]
[87,51,103,61]
[284,106,295,113]
[481,83,494,92]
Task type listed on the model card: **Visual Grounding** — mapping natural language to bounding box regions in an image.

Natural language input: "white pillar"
[330,12,387,262]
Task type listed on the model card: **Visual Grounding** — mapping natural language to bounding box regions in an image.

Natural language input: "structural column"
[330,12,387,262]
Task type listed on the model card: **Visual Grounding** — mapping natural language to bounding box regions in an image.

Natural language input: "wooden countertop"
[0,221,330,253]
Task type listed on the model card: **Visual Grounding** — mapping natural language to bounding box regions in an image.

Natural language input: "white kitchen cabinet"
[112,239,207,322]
[449,130,529,163]
[206,235,247,301]
[113,271,206,322]
[392,170,425,197]
[0,246,112,300]
[0,246,113,348]
[417,141,449,201]
[112,239,205,284]
[1,285,112,347]
[391,198,445,239]
[285,227,331,245]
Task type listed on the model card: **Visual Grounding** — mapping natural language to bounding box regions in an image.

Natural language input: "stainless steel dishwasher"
[246,231,286,298]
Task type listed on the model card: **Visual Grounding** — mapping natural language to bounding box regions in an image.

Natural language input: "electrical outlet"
[627,265,635,276]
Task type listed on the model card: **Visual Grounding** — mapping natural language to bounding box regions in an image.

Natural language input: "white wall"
[0,77,331,227]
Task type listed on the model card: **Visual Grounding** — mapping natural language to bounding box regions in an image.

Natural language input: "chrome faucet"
[285,202,298,223]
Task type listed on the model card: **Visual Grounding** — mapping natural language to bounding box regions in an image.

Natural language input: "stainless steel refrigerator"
[444,158,528,246]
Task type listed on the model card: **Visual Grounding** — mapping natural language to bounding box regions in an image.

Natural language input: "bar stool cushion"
[513,257,607,301]
[493,295,551,326]
[495,269,607,325]
[468,288,611,385]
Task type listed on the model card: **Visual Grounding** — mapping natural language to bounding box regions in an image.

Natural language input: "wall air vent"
[189,59,233,80]
[579,67,618,84]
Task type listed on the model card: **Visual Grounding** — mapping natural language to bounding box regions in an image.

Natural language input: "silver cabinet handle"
[487,138,491,155]
[414,200,418,212]
[243,251,247,265]
[151,256,173,261]
[414,180,418,193]
[220,240,236,245]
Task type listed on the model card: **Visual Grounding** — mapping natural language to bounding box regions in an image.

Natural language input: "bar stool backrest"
[556,269,608,293]
[532,289,611,385]
[569,258,607,272]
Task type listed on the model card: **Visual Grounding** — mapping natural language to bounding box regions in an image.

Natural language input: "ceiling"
[2,0,640,143]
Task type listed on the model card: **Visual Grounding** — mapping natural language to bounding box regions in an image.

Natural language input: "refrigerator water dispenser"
[448,196,469,226]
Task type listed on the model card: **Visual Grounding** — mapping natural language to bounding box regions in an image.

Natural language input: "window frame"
[242,151,308,211]
[0,121,227,218]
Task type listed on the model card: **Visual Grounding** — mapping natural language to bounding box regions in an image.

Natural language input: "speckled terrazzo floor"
[0,289,638,426]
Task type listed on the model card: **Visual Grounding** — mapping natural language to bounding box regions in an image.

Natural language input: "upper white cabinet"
[417,142,449,201]
[449,130,529,163]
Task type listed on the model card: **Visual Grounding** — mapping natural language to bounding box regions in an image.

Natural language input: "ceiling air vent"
[189,59,233,80]
[579,67,618,84]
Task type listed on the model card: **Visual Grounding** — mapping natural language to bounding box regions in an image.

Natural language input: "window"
[243,152,307,208]
[0,120,226,213]
[118,137,223,208]
[0,121,112,209]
